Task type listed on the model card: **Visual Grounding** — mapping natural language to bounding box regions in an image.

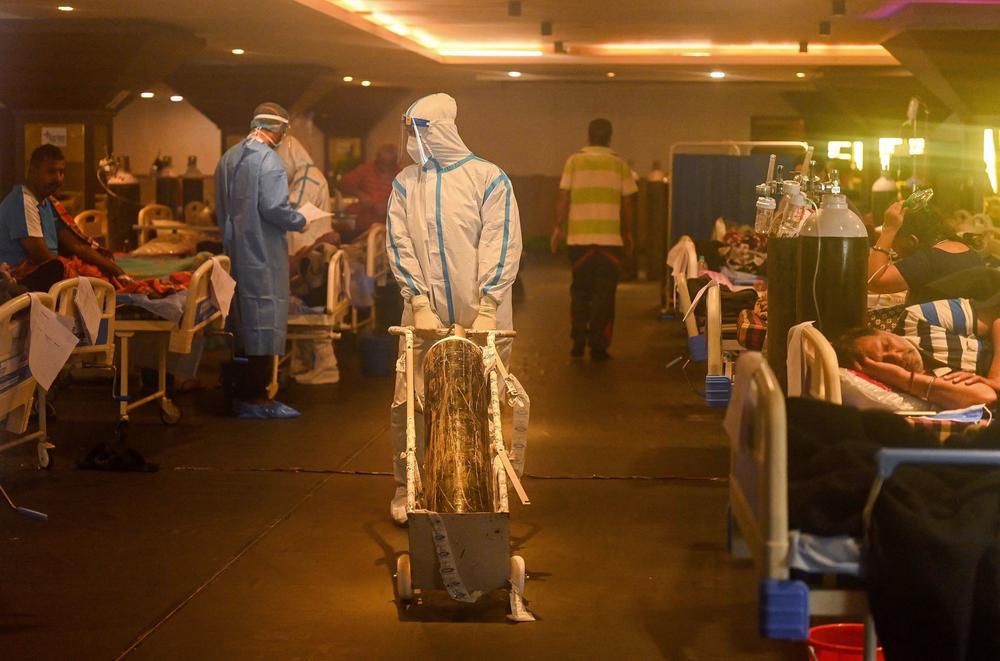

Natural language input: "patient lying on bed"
[836,297,1000,410]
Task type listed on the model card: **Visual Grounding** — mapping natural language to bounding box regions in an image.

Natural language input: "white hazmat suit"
[276,136,332,256]
[387,93,522,522]
[275,136,339,384]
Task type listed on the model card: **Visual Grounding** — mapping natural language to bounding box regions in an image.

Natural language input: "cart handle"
[388,325,516,338]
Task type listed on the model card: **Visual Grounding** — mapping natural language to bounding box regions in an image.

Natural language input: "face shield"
[250,112,290,147]
[400,115,431,165]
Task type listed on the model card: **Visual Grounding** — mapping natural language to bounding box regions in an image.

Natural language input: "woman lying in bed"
[835,297,1000,410]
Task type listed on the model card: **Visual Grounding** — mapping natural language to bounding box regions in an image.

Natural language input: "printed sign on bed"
[27,293,78,391]
[209,257,236,319]
[74,277,101,345]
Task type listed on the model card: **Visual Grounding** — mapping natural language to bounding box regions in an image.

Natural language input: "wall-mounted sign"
[41,126,67,147]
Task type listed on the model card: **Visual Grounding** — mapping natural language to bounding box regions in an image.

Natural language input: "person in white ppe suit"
[387,93,522,524]
[275,135,340,385]
[276,135,333,256]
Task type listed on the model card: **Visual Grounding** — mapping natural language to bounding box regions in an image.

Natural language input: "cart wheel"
[396,552,413,602]
[37,441,54,470]
[509,555,526,595]
[160,400,182,425]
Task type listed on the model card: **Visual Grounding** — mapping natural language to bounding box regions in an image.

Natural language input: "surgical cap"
[251,102,290,130]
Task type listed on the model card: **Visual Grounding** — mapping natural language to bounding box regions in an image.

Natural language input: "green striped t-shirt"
[559,145,637,246]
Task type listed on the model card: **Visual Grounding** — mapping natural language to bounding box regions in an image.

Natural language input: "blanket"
[786,398,1000,660]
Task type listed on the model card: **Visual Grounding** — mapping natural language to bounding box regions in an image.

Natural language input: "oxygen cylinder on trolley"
[796,193,868,339]
[423,336,494,514]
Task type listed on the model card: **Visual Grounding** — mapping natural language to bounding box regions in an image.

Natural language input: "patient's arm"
[860,358,998,409]
[57,227,124,277]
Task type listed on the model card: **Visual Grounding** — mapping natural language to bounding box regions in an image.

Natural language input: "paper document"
[28,293,78,391]
[209,257,236,318]
[297,201,334,224]
[74,277,101,344]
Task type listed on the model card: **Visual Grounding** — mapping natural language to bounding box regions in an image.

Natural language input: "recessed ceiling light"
[709,70,726,79]
[57,5,74,11]
[169,95,183,102]
[606,72,616,78]
[387,23,410,36]
[361,80,372,87]
[140,91,155,99]
[231,48,245,55]
[796,72,807,78]
[342,76,354,82]
[507,71,522,78]
[682,52,711,57]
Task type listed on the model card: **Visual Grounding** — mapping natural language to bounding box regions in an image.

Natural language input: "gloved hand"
[471,296,498,331]
[411,294,443,330]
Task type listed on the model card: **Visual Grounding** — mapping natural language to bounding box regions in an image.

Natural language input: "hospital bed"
[49,277,117,374]
[271,249,351,396]
[114,256,230,425]
[728,349,1000,660]
[669,235,740,405]
[349,224,390,332]
[667,236,702,358]
[704,283,744,406]
[134,203,219,257]
[0,293,54,468]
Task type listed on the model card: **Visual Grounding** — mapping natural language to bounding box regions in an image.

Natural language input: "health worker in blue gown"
[215,102,307,419]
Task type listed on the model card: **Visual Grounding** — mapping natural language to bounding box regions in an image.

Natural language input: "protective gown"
[216,138,306,356]
[275,136,332,256]
[387,93,523,485]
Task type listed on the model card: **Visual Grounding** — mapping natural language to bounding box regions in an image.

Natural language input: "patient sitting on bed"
[835,297,1000,410]
[0,145,124,291]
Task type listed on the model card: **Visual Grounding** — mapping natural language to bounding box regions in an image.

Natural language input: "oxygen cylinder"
[181,155,204,208]
[422,337,493,513]
[155,155,181,214]
[797,193,869,339]
[107,156,140,252]
[871,171,897,226]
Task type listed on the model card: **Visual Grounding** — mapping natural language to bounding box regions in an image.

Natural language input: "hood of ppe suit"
[275,136,315,184]
[405,93,470,167]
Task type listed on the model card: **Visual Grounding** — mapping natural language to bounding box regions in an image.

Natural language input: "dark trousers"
[234,354,273,401]
[569,246,622,351]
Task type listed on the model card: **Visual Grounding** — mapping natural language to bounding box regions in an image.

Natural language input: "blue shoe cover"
[264,401,301,419]
[237,400,300,419]
[236,402,270,419]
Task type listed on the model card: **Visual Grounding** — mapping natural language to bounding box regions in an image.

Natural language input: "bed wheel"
[160,400,182,425]
[37,441,54,470]
[396,552,412,603]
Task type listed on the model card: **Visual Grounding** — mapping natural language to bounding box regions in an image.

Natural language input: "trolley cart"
[389,325,534,622]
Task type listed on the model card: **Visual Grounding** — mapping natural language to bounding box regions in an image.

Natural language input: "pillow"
[839,368,932,412]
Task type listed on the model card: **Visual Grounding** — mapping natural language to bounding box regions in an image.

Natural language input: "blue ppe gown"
[215,138,306,356]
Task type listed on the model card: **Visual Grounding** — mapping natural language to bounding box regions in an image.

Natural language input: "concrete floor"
[0,255,802,660]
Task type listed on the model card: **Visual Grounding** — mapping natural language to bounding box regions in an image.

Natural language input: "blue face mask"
[927,404,989,424]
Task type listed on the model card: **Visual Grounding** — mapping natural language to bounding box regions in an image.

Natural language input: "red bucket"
[808,624,884,661]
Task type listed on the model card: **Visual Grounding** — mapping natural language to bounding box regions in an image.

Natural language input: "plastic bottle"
[697,255,708,273]
[755,196,776,234]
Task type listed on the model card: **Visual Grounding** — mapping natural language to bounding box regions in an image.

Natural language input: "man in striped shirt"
[551,118,637,360]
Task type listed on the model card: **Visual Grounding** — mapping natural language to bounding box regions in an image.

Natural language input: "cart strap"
[484,355,530,478]
[427,512,484,603]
